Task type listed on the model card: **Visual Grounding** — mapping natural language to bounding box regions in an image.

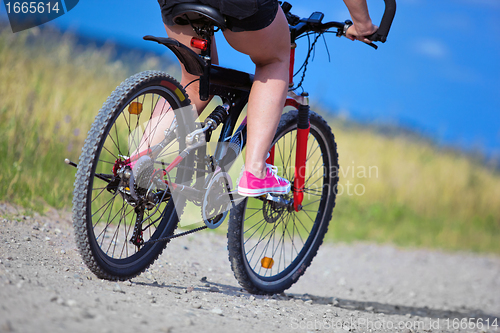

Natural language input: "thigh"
[222,7,290,66]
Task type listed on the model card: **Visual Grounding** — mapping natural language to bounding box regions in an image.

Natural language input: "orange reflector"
[261,257,274,269]
[191,37,208,51]
[128,102,143,115]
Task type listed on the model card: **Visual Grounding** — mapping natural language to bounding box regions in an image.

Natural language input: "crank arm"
[259,193,294,210]
[170,182,204,202]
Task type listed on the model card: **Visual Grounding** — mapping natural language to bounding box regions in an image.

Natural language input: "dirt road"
[1,202,499,333]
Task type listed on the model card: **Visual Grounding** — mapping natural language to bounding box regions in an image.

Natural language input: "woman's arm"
[342,0,378,42]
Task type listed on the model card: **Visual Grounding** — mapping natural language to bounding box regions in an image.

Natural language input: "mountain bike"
[68,1,396,294]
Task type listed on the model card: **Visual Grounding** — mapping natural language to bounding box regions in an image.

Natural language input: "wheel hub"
[262,193,292,223]
[116,155,166,208]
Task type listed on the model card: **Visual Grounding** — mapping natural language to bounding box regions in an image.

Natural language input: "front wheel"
[227,110,339,294]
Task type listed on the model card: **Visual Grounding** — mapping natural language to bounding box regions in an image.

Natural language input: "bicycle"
[68,0,396,295]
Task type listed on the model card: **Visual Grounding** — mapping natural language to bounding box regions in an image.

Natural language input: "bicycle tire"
[72,71,195,280]
[227,110,338,294]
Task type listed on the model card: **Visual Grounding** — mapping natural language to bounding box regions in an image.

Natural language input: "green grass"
[324,119,500,253]
[0,25,176,210]
[1,24,499,253]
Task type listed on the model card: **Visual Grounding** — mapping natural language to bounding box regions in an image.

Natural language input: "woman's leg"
[164,23,219,114]
[133,24,219,152]
[159,8,290,184]
[223,8,290,179]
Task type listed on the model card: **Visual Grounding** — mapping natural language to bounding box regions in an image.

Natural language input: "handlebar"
[365,0,396,43]
[282,0,396,48]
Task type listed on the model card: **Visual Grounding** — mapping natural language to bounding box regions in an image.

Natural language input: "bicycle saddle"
[172,3,227,30]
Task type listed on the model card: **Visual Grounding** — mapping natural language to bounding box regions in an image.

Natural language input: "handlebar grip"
[366,0,396,43]
[281,2,301,26]
[281,1,292,14]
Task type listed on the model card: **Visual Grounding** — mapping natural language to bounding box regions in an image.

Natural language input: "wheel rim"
[87,86,186,262]
[241,123,332,282]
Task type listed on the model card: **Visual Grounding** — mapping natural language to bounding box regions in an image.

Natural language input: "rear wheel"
[227,110,338,294]
[72,71,195,280]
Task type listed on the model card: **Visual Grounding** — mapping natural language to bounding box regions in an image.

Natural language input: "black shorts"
[158,0,279,32]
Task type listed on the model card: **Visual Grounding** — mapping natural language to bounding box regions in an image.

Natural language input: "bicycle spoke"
[272,214,289,275]
[120,210,136,258]
[284,133,297,178]
[284,214,301,256]
[105,125,121,155]
[246,221,270,266]
[301,198,322,208]
[253,219,281,273]
[91,186,112,205]
[243,214,268,237]
[291,213,306,246]
[244,217,269,250]
[92,195,117,229]
[296,210,315,235]
[100,196,119,248]
[97,160,116,165]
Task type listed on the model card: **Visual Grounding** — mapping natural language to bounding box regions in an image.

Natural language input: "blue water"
[2,0,499,158]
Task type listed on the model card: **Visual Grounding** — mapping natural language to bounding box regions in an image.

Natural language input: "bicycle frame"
[144,23,312,212]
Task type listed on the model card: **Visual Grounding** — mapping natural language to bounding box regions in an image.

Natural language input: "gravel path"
[1,202,499,333]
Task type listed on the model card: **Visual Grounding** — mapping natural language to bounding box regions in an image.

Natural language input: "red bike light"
[190,37,208,51]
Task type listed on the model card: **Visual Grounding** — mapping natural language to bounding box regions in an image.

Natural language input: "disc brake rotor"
[262,198,286,223]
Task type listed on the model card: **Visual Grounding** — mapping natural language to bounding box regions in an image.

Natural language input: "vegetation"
[1,25,498,253]
[0,25,175,211]
[326,119,500,253]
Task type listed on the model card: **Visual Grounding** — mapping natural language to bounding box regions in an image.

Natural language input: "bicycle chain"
[142,177,238,246]
[141,225,208,246]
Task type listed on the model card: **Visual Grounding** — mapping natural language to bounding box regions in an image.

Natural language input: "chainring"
[202,171,233,229]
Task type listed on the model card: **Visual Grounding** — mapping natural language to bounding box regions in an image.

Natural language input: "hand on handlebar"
[345,23,378,44]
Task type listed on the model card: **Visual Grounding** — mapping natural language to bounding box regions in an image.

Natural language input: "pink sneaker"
[238,164,291,197]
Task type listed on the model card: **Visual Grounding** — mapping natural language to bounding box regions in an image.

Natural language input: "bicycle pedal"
[265,193,284,202]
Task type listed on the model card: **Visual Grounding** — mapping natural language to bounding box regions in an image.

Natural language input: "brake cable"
[289,32,324,92]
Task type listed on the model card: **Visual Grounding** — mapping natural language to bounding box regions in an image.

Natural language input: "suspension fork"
[285,39,310,211]
[285,91,310,212]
